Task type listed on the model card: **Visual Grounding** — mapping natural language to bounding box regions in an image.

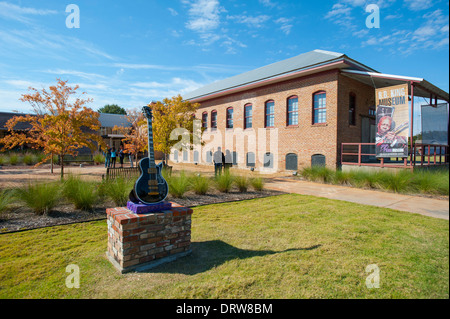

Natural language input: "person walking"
[119,146,125,168]
[111,147,117,168]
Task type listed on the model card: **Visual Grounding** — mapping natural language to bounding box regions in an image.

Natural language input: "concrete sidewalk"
[265,178,449,220]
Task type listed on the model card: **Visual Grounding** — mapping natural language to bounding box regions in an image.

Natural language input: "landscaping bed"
[0,188,285,233]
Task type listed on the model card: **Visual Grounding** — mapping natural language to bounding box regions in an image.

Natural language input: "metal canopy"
[341,69,449,102]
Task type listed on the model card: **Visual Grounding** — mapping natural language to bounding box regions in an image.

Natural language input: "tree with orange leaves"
[0,79,106,179]
[113,108,148,166]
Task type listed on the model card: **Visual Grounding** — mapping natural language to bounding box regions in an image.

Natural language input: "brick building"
[182,49,449,172]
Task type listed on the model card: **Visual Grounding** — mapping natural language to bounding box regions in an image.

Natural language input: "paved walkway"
[264,178,449,220]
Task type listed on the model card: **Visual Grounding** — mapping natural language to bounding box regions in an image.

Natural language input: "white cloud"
[185,0,223,33]
[227,14,270,28]
[168,8,179,16]
[0,1,58,23]
[404,0,434,11]
[275,17,293,35]
[259,0,277,8]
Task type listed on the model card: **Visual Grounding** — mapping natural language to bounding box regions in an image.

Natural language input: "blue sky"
[0,0,448,115]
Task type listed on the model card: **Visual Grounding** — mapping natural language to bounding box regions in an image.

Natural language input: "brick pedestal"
[106,202,193,273]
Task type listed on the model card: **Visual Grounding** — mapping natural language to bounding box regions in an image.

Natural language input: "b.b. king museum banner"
[375,83,409,158]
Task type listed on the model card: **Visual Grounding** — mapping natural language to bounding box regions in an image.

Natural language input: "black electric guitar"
[129,106,169,204]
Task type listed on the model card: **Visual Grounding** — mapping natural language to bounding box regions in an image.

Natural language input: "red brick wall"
[186,69,375,171]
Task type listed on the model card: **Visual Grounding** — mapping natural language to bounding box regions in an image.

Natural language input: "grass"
[214,172,234,193]
[0,189,14,215]
[0,194,447,299]
[234,175,249,193]
[189,174,210,195]
[62,175,99,210]
[250,177,265,191]
[299,166,449,196]
[14,182,61,215]
[102,177,134,207]
[167,171,191,198]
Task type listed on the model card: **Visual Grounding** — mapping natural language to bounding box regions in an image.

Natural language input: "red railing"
[341,143,449,168]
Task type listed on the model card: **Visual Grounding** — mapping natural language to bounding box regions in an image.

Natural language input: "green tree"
[98,104,127,115]
[150,95,200,161]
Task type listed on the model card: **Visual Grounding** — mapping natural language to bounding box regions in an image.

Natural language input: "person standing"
[104,147,111,168]
[119,146,125,168]
[111,147,117,168]
[213,147,224,177]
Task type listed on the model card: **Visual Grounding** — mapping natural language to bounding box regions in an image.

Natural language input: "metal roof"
[98,113,131,128]
[184,49,377,101]
[0,112,33,131]
[341,69,449,102]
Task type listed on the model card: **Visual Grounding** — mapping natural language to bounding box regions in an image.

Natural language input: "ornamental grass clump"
[0,189,14,215]
[215,172,234,193]
[63,175,99,211]
[189,174,210,195]
[104,177,134,207]
[234,175,249,192]
[250,177,265,192]
[376,170,412,193]
[22,153,34,166]
[14,182,61,215]
[8,154,19,165]
[167,171,190,198]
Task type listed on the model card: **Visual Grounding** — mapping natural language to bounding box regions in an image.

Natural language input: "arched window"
[265,100,275,128]
[226,107,234,128]
[211,110,217,129]
[193,150,199,163]
[246,152,255,167]
[311,154,326,167]
[285,153,298,170]
[202,112,208,129]
[244,104,252,129]
[313,91,326,124]
[287,96,298,126]
[264,152,273,168]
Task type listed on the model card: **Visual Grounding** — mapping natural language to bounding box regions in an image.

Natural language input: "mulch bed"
[0,189,286,233]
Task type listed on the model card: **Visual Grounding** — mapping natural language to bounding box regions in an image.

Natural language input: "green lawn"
[0,194,448,299]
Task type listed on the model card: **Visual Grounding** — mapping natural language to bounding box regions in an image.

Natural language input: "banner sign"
[375,84,409,158]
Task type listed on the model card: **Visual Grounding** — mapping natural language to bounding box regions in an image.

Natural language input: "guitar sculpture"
[129,106,169,204]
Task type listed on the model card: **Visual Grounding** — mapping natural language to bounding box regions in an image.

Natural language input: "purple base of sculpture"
[126,200,172,214]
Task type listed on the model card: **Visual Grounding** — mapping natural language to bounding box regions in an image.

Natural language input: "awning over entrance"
[341,69,449,102]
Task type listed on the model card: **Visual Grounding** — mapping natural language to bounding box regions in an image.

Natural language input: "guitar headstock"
[142,106,153,119]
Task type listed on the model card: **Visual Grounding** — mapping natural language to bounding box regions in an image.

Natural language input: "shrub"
[167,171,190,198]
[332,170,352,185]
[8,154,19,165]
[250,177,265,191]
[93,153,105,165]
[376,170,412,193]
[22,153,34,165]
[189,174,210,195]
[63,175,99,210]
[215,172,234,193]
[0,189,14,215]
[14,182,61,215]
[0,156,5,166]
[104,177,134,206]
[234,175,249,192]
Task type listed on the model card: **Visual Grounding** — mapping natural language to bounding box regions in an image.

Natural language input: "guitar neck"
[147,119,156,168]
